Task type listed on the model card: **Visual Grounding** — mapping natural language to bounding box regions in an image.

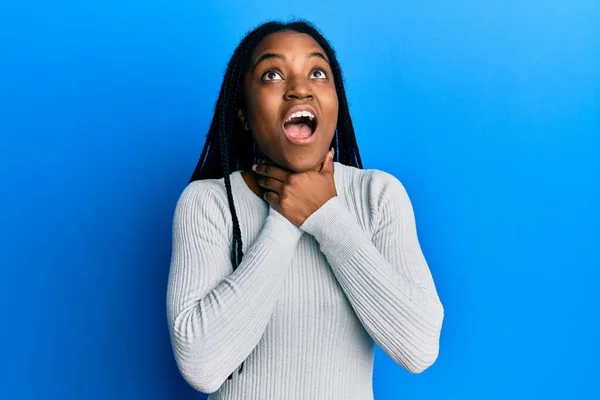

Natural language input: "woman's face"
[241,30,338,172]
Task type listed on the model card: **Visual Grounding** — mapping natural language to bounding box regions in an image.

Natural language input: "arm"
[299,171,444,374]
[166,182,303,393]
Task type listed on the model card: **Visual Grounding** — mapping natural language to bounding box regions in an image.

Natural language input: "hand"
[253,148,337,227]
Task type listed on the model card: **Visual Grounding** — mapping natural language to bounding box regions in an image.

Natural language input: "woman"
[166,19,444,399]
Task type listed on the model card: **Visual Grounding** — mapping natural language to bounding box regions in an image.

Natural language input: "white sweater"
[166,161,444,399]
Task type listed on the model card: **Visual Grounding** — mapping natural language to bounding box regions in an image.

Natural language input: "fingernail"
[252,164,257,171]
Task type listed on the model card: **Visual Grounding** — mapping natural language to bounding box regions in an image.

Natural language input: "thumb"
[320,148,335,174]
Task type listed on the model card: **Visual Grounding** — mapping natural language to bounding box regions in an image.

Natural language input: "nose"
[283,76,314,101]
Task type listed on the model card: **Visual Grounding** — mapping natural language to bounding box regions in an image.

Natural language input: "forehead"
[251,31,326,60]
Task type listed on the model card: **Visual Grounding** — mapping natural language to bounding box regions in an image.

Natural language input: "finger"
[253,163,289,182]
[258,177,284,194]
[263,190,280,206]
[320,148,335,174]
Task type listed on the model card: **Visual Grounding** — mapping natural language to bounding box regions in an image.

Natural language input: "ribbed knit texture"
[166,162,444,399]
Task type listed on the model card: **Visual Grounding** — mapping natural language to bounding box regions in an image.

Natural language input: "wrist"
[299,195,341,235]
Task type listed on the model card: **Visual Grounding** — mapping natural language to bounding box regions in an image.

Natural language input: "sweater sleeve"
[166,182,303,393]
[299,171,444,374]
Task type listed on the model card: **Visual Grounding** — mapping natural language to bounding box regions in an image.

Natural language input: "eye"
[262,70,283,81]
[310,69,328,79]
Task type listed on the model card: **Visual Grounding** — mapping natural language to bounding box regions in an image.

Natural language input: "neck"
[240,157,328,199]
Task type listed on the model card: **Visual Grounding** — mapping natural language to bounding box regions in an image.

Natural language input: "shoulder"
[173,178,232,230]
[176,178,228,210]
[336,162,411,210]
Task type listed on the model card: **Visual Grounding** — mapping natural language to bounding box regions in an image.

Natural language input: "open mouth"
[283,110,318,143]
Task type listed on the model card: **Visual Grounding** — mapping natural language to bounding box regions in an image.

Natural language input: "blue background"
[1,1,598,399]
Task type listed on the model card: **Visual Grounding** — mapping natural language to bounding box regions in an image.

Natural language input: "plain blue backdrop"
[1,0,598,399]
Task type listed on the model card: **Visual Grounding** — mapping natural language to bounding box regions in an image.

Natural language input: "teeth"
[285,110,315,123]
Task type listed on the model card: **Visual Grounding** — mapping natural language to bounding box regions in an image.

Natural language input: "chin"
[279,153,321,172]
[283,153,323,172]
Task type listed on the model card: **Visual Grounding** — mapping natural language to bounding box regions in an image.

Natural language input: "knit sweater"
[166,161,444,399]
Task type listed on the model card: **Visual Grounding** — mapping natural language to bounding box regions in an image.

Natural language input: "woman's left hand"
[254,148,337,227]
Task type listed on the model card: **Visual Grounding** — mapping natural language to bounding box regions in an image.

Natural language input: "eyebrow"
[250,51,330,73]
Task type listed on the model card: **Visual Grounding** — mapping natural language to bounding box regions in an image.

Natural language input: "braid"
[221,42,252,269]
[220,108,243,268]
[187,19,362,380]
[338,96,363,168]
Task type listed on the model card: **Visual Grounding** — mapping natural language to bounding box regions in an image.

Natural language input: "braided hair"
[188,19,363,379]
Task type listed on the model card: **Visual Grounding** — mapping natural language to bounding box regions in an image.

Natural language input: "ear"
[237,108,249,130]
